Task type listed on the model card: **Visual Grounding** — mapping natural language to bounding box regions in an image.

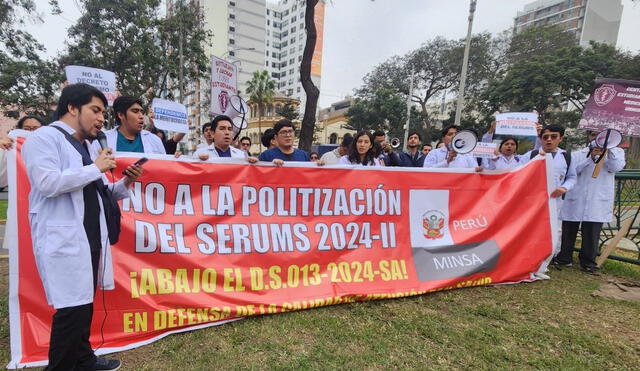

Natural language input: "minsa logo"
[218,90,230,113]
[594,84,617,107]
[422,210,446,240]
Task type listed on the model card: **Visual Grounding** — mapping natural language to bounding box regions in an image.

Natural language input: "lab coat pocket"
[45,222,81,256]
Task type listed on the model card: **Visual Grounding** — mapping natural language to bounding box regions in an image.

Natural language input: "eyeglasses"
[277,129,294,136]
[542,134,560,140]
[588,132,598,137]
[241,142,251,146]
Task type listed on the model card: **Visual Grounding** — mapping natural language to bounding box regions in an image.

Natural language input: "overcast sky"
[30,0,640,108]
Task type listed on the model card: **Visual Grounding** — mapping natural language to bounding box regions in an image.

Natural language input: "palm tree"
[246,70,276,151]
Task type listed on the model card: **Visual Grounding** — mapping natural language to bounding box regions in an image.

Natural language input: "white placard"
[151,98,188,134]
[64,65,117,105]
[210,56,238,115]
[472,142,497,158]
[495,112,538,137]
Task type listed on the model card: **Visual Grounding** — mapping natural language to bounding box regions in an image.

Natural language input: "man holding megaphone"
[556,130,626,274]
[423,125,480,170]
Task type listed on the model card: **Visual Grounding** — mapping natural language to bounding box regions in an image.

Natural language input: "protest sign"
[210,56,238,115]
[151,98,188,134]
[7,136,555,367]
[495,112,538,137]
[472,142,497,158]
[578,78,640,137]
[64,65,117,105]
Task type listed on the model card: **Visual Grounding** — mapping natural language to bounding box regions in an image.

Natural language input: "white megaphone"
[589,128,622,178]
[593,129,622,149]
[449,130,478,154]
[224,95,249,139]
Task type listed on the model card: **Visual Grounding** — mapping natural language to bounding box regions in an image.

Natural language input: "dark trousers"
[558,221,603,269]
[45,248,101,371]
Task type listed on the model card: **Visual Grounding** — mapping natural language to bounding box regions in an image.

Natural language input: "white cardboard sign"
[64,65,117,105]
[495,112,538,137]
[472,142,497,158]
[210,56,238,115]
[151,98,188,134]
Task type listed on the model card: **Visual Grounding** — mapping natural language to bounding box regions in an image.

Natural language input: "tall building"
[514,0,623,46]
[265,0,325,108]
[165,0,325,151]
[203,0,267,95]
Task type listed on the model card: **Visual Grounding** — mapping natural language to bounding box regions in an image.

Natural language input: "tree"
[246,70,276,151]
[276,101,300,121]
[0,0,61,117]
[357,34,495,128]
[506,25,577,65]
[58,0,211,102]
[297,0,320,152]
[346,88,427,146]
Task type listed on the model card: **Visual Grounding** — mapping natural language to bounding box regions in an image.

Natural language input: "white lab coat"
[94,127,166,154]
[482,155,523,170]
[338,155,384,166]
[521,148,577,194]
[22,122,131,309]
[560,147,625,223]
[423,146,477,169]
[193,143,248,160]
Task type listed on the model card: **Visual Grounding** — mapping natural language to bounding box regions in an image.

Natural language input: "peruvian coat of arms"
[422,210,445,240]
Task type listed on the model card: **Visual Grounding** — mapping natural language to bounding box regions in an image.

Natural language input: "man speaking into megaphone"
[423,125,481,170]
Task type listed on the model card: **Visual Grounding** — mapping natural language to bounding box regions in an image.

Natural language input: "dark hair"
[441,125,458,140]
[149,125,167,143]
[240,136,251,144]
[273,119,294,134]
[53,83,108,121]
[372,130,385,138]
[113,96,143,125]
[202,122,214,133]
[539,124,565,138]
[310,151,319,159]
[423,143,432,149]
[408,131,422,141]
[340,135,354,148]
[17,115,45,129]
[348,131,377,165]
[499,136,518,151]
[212,115,233,131]
[261,128,276,148]
[435,140,443,148]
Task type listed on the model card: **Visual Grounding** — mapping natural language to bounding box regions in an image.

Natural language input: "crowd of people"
[0,83,628,370]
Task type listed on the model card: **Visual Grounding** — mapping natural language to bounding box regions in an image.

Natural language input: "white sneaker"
[534,272,551,280]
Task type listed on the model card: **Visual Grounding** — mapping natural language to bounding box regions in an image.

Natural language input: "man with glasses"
[557,130,625,274]
[239,136,252,155]
[521,124,577,280]
[259,120,310,165]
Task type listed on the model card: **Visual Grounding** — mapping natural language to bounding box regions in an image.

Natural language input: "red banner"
[7,135,555,368]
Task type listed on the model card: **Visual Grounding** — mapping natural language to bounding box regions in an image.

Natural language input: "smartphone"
[123,157,148,175]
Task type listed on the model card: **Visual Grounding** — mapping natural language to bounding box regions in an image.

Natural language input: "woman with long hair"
[483,136,522,170]
[339,131,384,166]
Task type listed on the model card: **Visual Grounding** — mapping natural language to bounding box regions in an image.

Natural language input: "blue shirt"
[116,131,144,153]
[259,147,310,162]
[215,147,232,158]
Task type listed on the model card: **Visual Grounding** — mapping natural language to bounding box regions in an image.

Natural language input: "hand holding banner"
[151,98,188,134]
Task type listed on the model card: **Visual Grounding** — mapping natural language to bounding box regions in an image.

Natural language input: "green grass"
[2,258,640,370]
[0,200,6,221]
